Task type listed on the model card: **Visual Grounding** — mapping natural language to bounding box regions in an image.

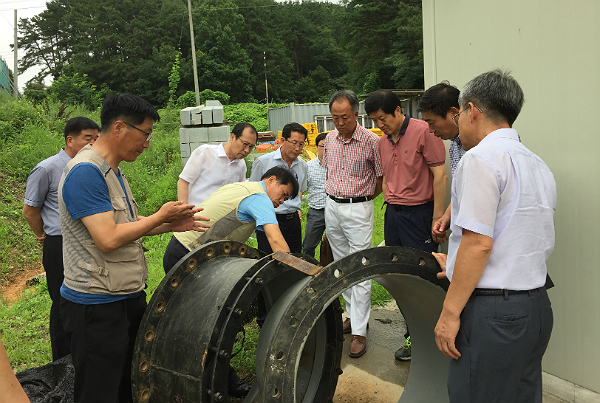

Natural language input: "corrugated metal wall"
[268,99,420,134]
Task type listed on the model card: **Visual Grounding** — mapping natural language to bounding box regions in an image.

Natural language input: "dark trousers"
[256,212,302,254]
[448,287,553,403]
[60,293,147,403]
[384,201,438,253]
[163,235,190,274]
[43,235,70,361]
[385,202,437,339]
[302,208,325,258]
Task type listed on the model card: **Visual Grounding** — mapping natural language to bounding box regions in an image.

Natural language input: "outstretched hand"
[171,212,210,233]
[432,252,447,279]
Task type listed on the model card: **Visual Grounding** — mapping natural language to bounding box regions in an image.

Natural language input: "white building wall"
[422,0,600,392]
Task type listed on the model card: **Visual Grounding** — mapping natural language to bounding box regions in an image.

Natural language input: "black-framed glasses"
[451,104,483,127]
[123,121,152,142]
[285,138,307,149]
[237,137,256,151]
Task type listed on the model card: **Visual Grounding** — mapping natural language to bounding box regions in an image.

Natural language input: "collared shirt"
[249,148,308,214]
[323,123,383,198]
[306,157,327,209]
[449,136,466,178]
[24,149,72,236]
[179,143,247,206]
[446,128,557,289]
[378,115,446,206]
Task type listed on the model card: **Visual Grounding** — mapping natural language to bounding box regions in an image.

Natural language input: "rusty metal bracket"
[272,251,324,276]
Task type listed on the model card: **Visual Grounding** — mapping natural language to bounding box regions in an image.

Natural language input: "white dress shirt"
[446,128,557,289]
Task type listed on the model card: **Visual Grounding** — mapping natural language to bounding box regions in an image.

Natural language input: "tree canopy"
[17,0,424,107]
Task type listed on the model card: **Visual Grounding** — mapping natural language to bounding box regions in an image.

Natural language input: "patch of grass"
[0,172,41,279]
[0,282,52,371]
[230,321,260,380]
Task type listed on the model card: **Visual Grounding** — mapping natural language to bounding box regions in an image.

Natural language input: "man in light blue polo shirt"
[22,116,100,361]
[250,122,308,253]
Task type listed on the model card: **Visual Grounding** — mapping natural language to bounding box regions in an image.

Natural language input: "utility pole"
[264,51,269,129]
[13,9,18,98]
[187,0,200,106]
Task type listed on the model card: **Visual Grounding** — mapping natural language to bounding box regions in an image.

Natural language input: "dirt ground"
[0,262,45,304]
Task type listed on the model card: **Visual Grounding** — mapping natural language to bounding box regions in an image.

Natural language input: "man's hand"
[432,204,451,244]
[434,309,462,360]
[157,201,200,223]
[432,252,447,279]
[171,212,211,233]
[36,232,47,245]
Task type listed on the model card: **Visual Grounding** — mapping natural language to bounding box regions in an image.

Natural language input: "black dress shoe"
[229,379,252,398]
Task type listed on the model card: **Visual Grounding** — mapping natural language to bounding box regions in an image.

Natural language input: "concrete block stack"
[179,100,229,165]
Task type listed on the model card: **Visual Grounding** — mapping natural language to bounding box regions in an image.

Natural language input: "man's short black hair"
[261,166,299,199]
[64,117,100,141]
[100,93,160,131]
[281,122,308,140]
[232,122,257,140]
[315,132,327,146]
[364,90,402,116]
[417,82,460,118]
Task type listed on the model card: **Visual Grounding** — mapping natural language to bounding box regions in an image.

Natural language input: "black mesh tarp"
[17,355,74,403]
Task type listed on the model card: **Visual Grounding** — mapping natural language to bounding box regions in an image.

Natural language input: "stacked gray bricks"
[179,100,229,165]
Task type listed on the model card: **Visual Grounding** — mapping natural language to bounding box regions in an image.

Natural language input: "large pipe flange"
[131,241,342,403]
[255,246,450,403]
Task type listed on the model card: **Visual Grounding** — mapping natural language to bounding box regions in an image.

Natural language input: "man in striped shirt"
[302,132,328,258]
[323,90,383,358]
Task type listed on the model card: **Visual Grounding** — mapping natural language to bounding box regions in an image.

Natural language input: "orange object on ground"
[256,143,272,152]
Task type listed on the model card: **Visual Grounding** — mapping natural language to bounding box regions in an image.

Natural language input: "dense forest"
[15,0,424,107]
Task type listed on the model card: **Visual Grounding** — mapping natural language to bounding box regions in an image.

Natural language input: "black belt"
[328,194,372,203]
[387,201,433,211]
[472,286,543,297]
[276,212,298,220]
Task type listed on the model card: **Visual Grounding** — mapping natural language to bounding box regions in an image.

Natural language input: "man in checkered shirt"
[322,90,383,358]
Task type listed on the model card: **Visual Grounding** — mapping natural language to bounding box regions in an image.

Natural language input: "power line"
[0,6,46,11]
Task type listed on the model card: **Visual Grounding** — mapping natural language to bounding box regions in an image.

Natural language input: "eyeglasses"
[285,138,307,149]
[123,121,152,142]
[451,104,483,127]
[238,137,256,151]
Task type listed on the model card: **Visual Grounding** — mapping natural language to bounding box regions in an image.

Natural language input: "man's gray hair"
[329,90,359,113]
[458,69,524,126]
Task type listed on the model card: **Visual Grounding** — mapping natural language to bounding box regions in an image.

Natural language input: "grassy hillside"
[0,94,390,372]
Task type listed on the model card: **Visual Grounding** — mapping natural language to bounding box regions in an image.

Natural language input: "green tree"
[23,82,47,104]
[343,0,424,91]
[46,73,101,110]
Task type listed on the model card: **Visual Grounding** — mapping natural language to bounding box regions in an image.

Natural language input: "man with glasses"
[58,93,209,403]
[433,70,556,403]
[250,122,308,254]
[324,90,383,358]
[178,122,257,206]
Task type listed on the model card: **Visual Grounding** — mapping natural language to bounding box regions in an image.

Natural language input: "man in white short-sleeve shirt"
[178,122,258,206]
[433,70,556,403]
